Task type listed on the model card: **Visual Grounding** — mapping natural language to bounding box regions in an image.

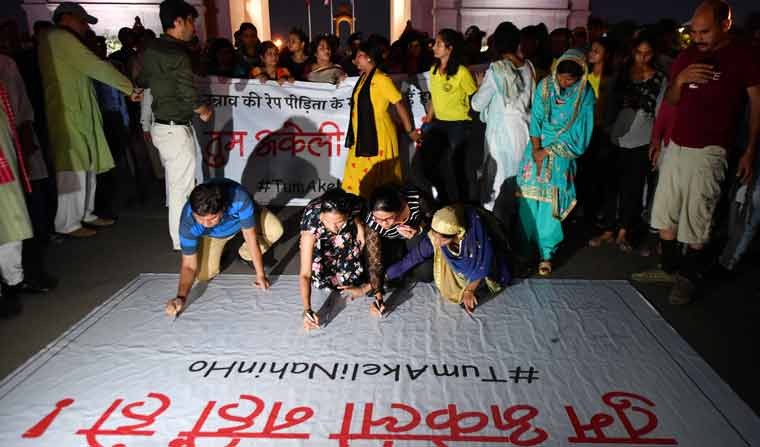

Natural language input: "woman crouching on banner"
[384,205,511,314]
[305,35,346,85]
[299,188,380,330]
[515,49,594,276]
[342,39,421,199]
[250,41,295,85]
[364,184,434,300]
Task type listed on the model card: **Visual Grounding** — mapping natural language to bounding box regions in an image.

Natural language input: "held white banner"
[194,75,432,206]
[1,275,759,446]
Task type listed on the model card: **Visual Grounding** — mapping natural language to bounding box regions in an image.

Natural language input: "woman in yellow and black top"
[421,29,478,204]
[342,40,420,199]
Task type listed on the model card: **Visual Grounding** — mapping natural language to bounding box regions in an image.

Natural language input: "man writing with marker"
[165,179,284,316]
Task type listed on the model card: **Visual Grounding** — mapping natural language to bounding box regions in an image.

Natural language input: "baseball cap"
[53,2,98,25]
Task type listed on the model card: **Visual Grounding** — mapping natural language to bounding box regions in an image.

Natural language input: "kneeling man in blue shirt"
[165,179,283,316]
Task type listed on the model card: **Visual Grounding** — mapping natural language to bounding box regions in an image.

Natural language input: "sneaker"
[83,218,115,228]
[631,268,676,284]
[668,274,695,305]
[63,227,97,238]
[589,230,614,248]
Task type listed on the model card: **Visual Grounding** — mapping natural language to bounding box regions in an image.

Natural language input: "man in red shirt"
[639,0,760,304]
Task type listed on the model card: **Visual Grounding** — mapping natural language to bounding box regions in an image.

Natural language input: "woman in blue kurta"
[516,49,595,275]
[385,205,511,313]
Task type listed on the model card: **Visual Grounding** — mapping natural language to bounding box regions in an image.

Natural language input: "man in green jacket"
[38,2,143,238]
[138,0,212,251]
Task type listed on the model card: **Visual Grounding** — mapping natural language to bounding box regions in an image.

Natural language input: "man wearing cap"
[38,2,143,238]
[138,0,213,251]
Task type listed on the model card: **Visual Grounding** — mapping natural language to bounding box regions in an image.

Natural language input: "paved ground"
[1,191,758,417]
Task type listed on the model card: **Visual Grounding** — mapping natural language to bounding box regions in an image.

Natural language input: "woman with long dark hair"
[250,41,294,84]
[591,31,667,251]
[342,39,420,198]
[577,34,617,224]
[280,27,309,81]
[364,184,434,301]
[421,28,478,203]
[305,34,345,84]
[298,188,370,330]
[207,38,236,77]
[472,21,536,219]
[233,22,260,77]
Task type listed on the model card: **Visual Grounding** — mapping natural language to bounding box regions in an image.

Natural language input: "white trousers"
[150,123,197,250]
[55,170,98,234]
[0,241,23,286]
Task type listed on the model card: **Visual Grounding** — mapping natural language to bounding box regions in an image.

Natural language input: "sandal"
[538,260,552,276]
[616,236,633,253]
[589,231,614,248]
[639,238,658,257]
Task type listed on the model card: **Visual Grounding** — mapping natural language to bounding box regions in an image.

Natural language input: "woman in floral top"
[299,188,377,330]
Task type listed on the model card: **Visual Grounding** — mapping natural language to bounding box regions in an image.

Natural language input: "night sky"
[270,0,760,41]
[269,1,388,45]
[591,0,757,26]
[1,0,758,38]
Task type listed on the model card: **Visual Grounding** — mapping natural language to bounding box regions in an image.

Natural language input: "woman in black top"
[591,32,667,252]
[280,27,309,81]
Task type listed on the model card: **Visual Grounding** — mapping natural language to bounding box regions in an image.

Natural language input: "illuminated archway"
[333,3,355,37]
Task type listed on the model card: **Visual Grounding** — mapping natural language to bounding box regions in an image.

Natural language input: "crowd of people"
[0,0,758,325]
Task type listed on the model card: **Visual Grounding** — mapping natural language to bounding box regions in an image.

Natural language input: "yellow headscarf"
[428,205,505,303]
[430,205,466,240]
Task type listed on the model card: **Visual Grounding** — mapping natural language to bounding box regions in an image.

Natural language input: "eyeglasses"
[372,214,398,224]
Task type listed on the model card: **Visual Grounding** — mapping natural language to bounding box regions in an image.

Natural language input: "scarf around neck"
[0,82,31,192]
[345,67,378,157]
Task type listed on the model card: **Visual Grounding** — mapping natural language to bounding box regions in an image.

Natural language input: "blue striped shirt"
[179,179,256,255]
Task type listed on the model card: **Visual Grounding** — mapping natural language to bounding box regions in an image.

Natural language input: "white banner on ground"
[194,75,433,206]
[1,275,758,446]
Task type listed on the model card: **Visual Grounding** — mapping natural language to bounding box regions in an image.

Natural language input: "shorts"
[650,141,727,244]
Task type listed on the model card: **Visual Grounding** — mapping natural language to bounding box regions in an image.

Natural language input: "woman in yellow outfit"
[342,40,421,198]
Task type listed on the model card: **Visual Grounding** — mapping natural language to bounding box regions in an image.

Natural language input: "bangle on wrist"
[177,295,187,303]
